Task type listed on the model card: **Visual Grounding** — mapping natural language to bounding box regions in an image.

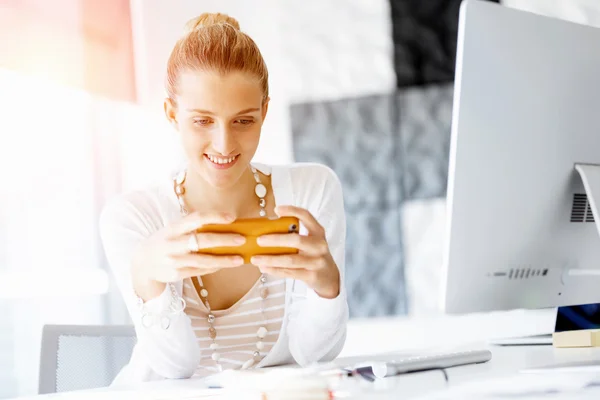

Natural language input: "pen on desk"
[318,368,355,379]
[318,364,451,383]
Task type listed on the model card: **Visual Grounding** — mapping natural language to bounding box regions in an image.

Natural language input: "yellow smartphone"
[196,216,300,264]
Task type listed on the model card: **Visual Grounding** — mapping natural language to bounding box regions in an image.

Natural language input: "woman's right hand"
[131,212,245,301]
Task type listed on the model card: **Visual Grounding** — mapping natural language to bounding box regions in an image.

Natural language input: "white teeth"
[207,155,237,164]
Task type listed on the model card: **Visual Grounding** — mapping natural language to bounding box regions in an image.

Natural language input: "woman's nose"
[212,126,236,155]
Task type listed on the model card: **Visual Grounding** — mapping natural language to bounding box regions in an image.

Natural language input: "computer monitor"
[442,0,600,314]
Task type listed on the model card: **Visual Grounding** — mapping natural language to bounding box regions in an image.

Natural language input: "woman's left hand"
[251,205,340,299]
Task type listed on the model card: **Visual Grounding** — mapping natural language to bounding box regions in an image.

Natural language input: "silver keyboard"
[364,349,492,378]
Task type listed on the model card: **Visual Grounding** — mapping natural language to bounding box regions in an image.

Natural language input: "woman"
[99,13,348,384]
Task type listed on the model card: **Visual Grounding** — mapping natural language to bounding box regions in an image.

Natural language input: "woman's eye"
[235,119,254,125]
[193,119,211,126]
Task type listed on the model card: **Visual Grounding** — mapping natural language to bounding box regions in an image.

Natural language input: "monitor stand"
[575,163,600,238]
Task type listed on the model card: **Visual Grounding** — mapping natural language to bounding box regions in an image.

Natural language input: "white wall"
[128,0,395,166]
[0,68,119,397]
[502,0,600,27]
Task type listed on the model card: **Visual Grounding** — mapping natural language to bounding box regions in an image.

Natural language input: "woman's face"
[165,70,268,188]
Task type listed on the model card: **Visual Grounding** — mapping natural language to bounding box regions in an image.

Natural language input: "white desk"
[18,309,600,399]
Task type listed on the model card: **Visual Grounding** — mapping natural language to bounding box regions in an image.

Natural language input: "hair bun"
[185,13,240,33]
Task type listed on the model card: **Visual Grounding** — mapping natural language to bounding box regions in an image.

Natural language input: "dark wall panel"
[291,83,453,317]
[390,0,499,88]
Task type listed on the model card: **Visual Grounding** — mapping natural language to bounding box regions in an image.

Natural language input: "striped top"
[182,274,286,377]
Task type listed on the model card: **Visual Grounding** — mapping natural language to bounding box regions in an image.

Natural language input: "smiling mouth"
[204,154,240,165]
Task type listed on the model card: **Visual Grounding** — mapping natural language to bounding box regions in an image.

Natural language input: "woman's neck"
[182,166,261,218]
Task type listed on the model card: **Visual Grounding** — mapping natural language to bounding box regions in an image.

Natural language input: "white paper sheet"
[16,388,224,400]
[414,372,600,400]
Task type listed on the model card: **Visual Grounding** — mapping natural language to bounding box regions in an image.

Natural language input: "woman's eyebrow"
[185,107,260,115]
[235,108,260,115]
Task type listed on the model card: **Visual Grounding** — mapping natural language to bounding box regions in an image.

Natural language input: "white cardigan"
[99,163,349,386]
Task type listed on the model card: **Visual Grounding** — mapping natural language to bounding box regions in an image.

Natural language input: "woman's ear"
[164,98,179,129]
[261,97,270,122]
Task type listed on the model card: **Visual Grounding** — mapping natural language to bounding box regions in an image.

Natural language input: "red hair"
[165,13,269,103]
